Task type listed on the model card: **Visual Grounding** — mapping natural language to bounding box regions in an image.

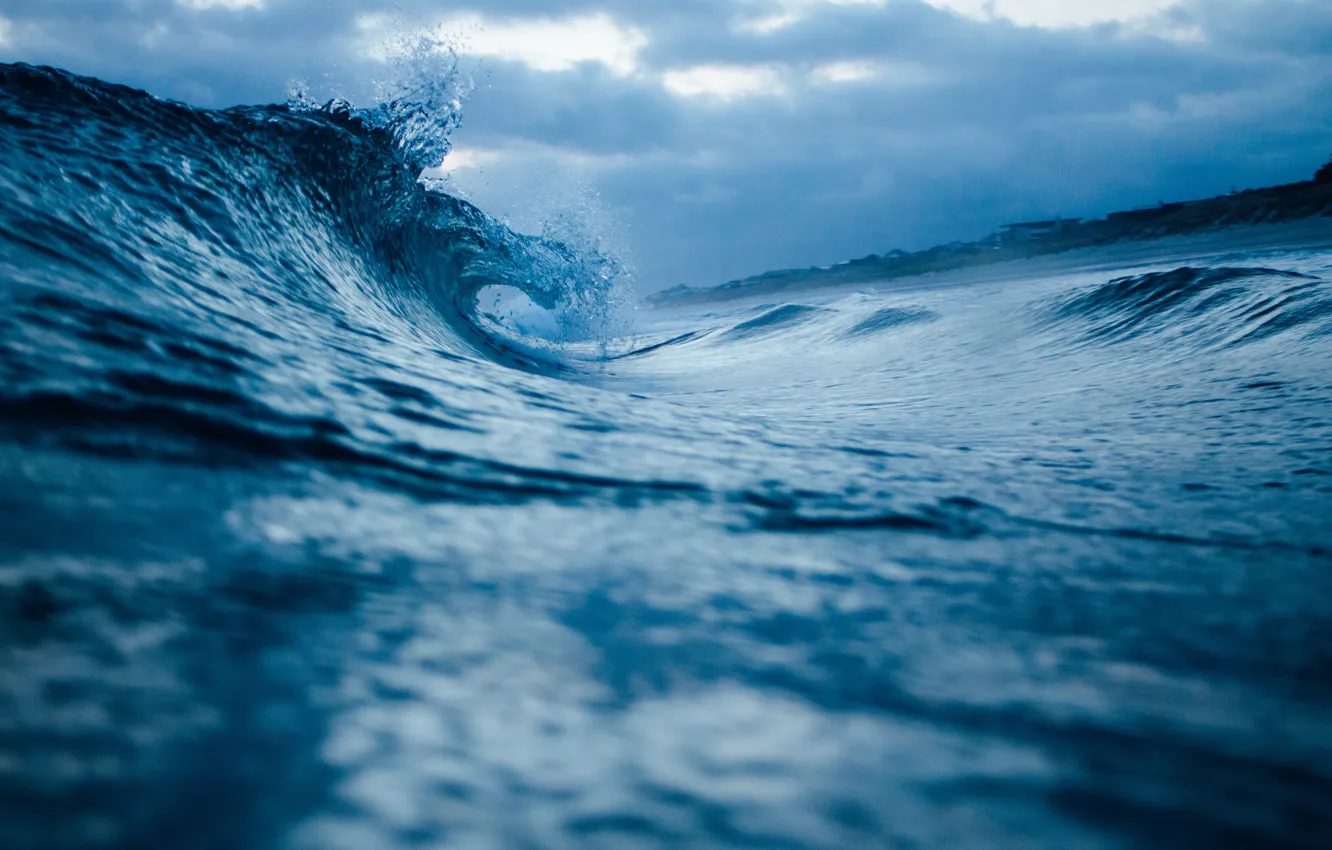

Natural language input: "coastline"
[650,182,1332,308]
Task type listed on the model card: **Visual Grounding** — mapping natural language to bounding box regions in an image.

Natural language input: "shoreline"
[648,217,1332,308]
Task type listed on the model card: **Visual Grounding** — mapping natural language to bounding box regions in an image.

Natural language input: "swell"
[1049,266,1332,347]
[845,306,939,337]
[722,304,831,339]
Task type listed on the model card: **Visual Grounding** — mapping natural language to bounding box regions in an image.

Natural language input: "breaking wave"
[0,63,626,377]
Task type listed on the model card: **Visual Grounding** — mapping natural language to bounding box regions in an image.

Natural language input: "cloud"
[810,59,936,85]
[663,64,785,99]
[1,0,1329,290]
[924,0,1184,28]
[727,0,1190,37]
[732,0,889,34]
[811,60,880,83]
[434,146,506,173]
[361,10,647,76]
[177,0,265,10]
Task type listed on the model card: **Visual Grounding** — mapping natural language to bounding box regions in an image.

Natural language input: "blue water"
[3,63,1332,850]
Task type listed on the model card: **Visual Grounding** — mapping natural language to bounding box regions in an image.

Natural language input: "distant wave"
[1049,266,1332,347]
[845,306,939,338]
[722,304,830,339]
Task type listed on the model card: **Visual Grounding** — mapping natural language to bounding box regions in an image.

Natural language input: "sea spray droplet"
[540,205,636,346]
[370,33,471,171]
[288,31,472,172]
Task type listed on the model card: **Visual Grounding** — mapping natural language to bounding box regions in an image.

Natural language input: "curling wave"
[0,63,619,374]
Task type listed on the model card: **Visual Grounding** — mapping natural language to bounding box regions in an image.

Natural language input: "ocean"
[2,62,1331,849]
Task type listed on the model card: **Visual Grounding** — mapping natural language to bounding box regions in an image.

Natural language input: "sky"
[1,1,1330,290]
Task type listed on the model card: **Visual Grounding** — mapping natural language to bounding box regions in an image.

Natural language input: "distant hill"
[650,159,1332,307]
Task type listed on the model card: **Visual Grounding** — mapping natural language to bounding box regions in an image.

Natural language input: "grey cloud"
[462,62,684,155]
[1,0,1328,289]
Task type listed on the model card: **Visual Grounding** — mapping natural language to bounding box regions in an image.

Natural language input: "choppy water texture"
[3,64,1332,850]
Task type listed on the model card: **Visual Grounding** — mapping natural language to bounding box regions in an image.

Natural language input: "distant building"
[997,218,1081,243]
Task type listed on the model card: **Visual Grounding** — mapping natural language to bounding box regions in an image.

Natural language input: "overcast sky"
[2,1,1330,289]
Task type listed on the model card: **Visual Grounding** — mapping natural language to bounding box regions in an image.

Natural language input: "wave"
[1049,266,1332,347]
[608,330,712,360]
[722,304,831,339]
[845,306,939,338]
[0,63,620,376]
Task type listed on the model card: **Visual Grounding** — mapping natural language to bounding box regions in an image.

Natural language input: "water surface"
[2,63,1331,850]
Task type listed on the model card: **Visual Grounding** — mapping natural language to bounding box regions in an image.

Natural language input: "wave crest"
[1051,266,1332,347]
